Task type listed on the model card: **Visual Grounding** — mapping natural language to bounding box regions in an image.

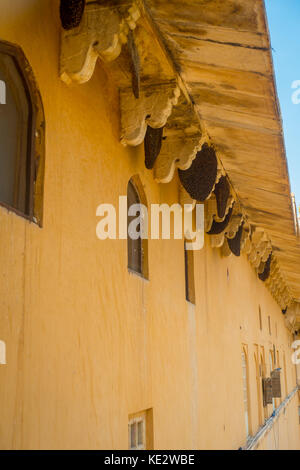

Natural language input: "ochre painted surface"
[254,392,299,450]
[0,0,299,450]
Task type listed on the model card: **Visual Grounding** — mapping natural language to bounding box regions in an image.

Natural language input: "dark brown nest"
[178,144,218,201]
[282,307,287,315]
[144,126,163,169]
[258,253,272,282]
[207,205,234,235]
[227,221,244,257]
[127,30,140,99]
[214,176,230,219]
[60,0,86,30]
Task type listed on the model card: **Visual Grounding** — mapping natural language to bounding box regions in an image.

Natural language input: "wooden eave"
[146,0,300,300]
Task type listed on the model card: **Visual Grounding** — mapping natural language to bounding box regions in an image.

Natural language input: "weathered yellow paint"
[0,0,299,450]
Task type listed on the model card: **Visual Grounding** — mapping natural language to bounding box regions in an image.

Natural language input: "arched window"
[127,176,148,278]
[260,351,269,420]
[269,350,276,413]
[0,41,45,224]
[283,351,288,397]
[276,350,281,404]
[241,348,251,438]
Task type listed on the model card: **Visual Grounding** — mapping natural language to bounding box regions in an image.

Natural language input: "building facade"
[0,0,299,450]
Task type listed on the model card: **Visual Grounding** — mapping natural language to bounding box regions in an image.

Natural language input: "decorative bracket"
[153,133,202,183]
[152,98,207,183]
[120,81,180,146]
[226,208,244,240]
[60,1,140,84]
[210,232,227,249]
[248,229,272,268]
[205,189,234,234]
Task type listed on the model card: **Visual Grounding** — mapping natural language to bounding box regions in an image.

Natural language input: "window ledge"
[0,202,42,227]
[127,268,149,282]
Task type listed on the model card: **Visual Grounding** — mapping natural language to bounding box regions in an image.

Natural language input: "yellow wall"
[254,391,299,450]
[0,0,299,450]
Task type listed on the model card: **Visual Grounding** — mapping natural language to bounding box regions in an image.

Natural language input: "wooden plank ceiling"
[146,0,300,300]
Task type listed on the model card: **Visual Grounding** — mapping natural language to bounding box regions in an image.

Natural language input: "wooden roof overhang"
[59,0,300,319]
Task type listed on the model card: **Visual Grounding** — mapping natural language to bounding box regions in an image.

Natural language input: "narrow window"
[0,41,45,224]
[269,351,276,412]
[277,350,281,404]
[127,179,142,275]
[254,352,263,426]
[260,353,267,417]
[127,176,148,278]
[242,349,251,438]
[128,408,154,450]
[184,241,195,304]
[128,416,145,450]
[260,350,268,419]
[128,409,153,450]
[283,352,288,397]
[259,306,262,331]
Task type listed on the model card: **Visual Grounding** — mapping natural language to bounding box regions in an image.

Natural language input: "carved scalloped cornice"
[205,190,234,233]
[153,98,207,183]
[204,194,292,309]
[226,210,244,240]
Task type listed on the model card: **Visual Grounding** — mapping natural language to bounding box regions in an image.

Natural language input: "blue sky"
[265,0,300,208]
